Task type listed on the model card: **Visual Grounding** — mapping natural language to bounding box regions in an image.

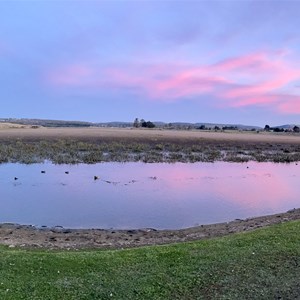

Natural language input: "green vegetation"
[0,221,299,299]
[1,138,300,164]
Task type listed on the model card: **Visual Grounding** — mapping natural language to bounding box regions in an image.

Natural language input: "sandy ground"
[1,209,299,250]
[0,126,300,144]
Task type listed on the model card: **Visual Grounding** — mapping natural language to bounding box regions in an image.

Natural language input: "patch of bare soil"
[1,209,299,250]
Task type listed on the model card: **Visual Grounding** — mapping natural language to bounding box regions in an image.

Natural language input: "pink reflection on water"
[148,162,299,215]
[215,169,291,212]
[1,162,299,229]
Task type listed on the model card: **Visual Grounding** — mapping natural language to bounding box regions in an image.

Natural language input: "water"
[0,162,299,229]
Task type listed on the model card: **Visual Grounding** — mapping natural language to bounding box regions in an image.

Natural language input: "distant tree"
[198,125,206,130]
[133,118,140,128]
[146,121,155,128]
[222,126,238,130]
[141,120,155,128]
[214,126,220,131]
[264,124,270,131]
[293,126,300,133]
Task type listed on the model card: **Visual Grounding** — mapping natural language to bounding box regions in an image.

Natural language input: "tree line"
[133,118,155,128]
[264,124,300,133]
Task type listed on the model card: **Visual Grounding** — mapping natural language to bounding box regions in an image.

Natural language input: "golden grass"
[0,126,299,144]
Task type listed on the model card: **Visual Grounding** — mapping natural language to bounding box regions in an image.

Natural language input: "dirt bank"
[1,209,299,250]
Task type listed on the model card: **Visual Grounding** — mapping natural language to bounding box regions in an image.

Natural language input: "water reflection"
[0,162,299,229]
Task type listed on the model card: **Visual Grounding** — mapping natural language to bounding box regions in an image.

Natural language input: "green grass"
[0,221,300,299]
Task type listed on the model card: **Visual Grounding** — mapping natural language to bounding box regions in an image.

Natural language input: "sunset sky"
[1,0,300,126]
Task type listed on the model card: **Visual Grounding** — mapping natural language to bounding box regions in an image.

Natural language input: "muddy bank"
[1,209,299,250]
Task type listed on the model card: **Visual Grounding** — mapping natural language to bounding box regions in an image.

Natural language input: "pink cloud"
[44,50,300,114]
[230,95,278,108]
[277,95,300,114]
[213,52,270,73]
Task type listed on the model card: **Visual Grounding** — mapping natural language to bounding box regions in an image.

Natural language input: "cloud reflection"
[1,162,299,228]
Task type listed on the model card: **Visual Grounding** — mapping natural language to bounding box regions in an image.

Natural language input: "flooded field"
[0,162,299,229]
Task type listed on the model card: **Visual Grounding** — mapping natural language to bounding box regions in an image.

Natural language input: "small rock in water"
[94,176,99,180]
[65,171,69,174]
[41,171,46,174]
[14,177,18,180]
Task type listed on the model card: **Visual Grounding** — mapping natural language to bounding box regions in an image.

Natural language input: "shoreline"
[1,208,299,250]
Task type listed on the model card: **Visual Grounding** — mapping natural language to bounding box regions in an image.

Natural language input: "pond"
[0,162,299,229]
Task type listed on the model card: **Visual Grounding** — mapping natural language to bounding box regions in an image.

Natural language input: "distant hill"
[0,118,92,128]
[273,124,299,130]
[0,122,30,129]
[94,121,132,128]
[194,123,261,130]
[0,117,280,131]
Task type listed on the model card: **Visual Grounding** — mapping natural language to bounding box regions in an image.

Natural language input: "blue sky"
[1,0,300,126]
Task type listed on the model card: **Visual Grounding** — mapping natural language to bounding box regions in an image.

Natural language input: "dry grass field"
[0,126,300,144]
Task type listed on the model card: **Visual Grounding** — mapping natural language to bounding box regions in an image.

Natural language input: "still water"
[0,162,299,229]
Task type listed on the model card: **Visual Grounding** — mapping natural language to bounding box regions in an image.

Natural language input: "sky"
[1,0,300,126]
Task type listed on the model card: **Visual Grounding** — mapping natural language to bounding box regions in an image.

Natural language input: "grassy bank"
[0,221,299,299]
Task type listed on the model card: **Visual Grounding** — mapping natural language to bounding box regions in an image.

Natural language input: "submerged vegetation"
[1,138,300,164]
[0,221,299,299]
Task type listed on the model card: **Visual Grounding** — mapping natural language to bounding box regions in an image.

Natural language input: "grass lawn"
[0,221,299,299]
